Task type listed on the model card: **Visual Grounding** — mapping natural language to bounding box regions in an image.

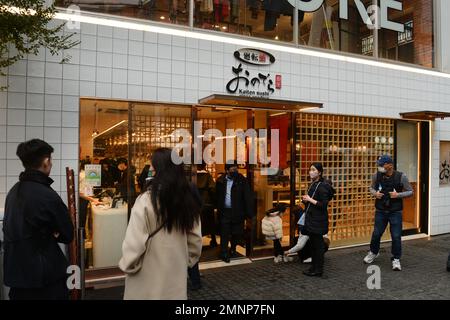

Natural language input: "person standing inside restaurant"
[301,163,334,277]
[363,155,413,271]
[3,139,74,300]
[216,162,254,263]
[197,162,218,248]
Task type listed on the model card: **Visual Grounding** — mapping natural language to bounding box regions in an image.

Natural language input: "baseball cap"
[377,155,393,166]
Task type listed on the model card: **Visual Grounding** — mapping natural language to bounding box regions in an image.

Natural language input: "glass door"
[248,110,293,257]
[396,120,420,233]
[192,106,295,259]
[193,106,251,261]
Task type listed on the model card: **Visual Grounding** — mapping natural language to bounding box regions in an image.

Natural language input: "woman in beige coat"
[119,148,202,300]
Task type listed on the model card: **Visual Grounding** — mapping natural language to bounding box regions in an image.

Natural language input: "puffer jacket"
[261,214,283,240]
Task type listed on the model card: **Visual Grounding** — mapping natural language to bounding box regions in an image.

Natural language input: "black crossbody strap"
[146,222,165,244]
[305,182,321,215]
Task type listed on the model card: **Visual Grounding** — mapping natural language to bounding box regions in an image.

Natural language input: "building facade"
[1,0,450,276]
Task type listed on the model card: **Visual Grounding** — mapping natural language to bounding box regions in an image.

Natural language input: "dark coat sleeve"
[46,196,74,244]
[243,178,255,219]
[215,177,225,211]
[313,188,330,210]
[207,174,217,206]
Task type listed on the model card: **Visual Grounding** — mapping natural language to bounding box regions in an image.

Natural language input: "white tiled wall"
[1,15,450,235]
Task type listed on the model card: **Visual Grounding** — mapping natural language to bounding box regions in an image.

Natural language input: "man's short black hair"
[16,139,54,169]
[225,161,238,171]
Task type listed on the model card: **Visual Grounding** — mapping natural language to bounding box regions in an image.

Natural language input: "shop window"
[79,99,193,270]
[298,1,373,56]
[396,121,420,231]
[378,0,433,67]
[194,0,295,43]
[55,0,189,26]
[56,1,434,68]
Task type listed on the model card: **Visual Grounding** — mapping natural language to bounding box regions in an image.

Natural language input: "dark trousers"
[370,210,402,260]
[305,232,325,273]
[297,236,329,261]
[188,262,201,287]
[273,239,283,257]
[9,279,69,300]
[220,209,243,255]
[201,206,217,243]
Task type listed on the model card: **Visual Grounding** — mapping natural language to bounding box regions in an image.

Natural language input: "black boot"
[219,252,230,263]
[210,238,218,248]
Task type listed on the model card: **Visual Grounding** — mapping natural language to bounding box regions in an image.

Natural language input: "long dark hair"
[149,148,200,233]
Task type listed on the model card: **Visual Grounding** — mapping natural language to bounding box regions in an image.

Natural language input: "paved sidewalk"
[86,234,450,300]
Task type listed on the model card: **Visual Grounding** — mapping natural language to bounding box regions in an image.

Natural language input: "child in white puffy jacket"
[284,209,309,259]
[261,204,287,263]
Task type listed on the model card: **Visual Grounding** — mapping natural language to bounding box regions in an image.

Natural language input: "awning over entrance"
[400,111,450,121]
[198,94,323,111]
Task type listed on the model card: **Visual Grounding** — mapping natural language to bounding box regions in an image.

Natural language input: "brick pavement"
[85,234,450,300]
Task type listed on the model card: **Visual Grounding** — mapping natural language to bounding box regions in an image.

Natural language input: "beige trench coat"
[118,192,202,300]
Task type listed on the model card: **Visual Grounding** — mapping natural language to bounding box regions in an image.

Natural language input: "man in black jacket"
[216,162,254,263]
[3,139,74,300]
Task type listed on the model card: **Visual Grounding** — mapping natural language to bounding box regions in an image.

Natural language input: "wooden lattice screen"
[296,113,394,247]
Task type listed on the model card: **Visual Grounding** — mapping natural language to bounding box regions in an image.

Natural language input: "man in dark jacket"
[216,162,254,263]
[364,155,413,271]
[3,139,74,300]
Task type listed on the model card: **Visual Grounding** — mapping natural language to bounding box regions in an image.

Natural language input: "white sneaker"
[303,257,312,264]
[283,255,294,263]
[274,255,283,263]
[392,259,402,271]
[363,251,379,264]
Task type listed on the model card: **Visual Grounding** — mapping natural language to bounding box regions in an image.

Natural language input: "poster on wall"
[440,141,450,186]
[85,164,102,187]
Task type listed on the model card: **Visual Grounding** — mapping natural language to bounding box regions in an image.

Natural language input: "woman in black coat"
[301,162,334,277]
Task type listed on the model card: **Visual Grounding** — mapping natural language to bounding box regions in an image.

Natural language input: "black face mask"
[228,171,238,180]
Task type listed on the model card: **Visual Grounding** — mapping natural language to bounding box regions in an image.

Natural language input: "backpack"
[323,178,336,200]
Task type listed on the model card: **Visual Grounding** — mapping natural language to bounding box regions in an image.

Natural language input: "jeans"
[370,210,403,260]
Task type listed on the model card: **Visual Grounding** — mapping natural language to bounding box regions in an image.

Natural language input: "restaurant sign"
[226,49,280,98]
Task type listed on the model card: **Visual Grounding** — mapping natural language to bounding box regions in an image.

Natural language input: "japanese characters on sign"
[226,49,281,98]
[440,141,450,186]
[226,64,275,98]
[234,48,275,66]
